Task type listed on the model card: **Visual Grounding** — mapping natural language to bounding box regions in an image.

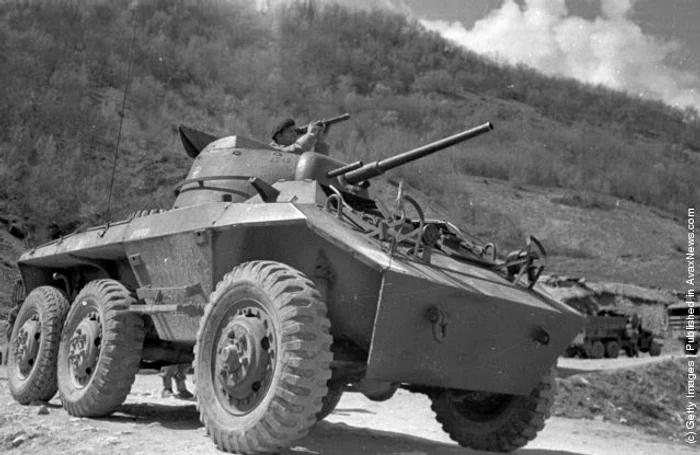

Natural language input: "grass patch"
[551,192,616,211]
[546,241,597,259]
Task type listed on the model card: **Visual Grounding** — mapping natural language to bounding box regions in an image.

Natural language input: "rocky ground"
[0,351,696,455]
[555,353,693,442]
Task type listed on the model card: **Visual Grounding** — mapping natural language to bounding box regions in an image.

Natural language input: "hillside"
[0,0,697,303]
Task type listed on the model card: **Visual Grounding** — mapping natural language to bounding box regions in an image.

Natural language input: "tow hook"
[426,306,448,343]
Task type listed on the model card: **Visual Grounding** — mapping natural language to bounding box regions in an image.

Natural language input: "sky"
[413,0,700,112]
[256,0,700,112]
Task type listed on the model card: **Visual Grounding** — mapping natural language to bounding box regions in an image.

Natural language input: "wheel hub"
[216,308,274,413]
[68,312,102,388]
[14,316,41,378]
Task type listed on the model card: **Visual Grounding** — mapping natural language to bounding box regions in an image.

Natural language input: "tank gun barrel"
[327,160,363,178]
[343,122,493,185]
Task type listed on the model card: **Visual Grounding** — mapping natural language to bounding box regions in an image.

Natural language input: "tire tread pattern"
[9,286,70,404]
[431,368,557,453]
[59,279,144,417]
[316,380,343,421]
[195,261,333,454]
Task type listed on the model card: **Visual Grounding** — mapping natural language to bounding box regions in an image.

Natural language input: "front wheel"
[195,261,333,454]
[430,368,557,452]
[8,286,70,404]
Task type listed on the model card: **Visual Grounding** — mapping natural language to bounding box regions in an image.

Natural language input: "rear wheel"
[587,341,605,359]
[605,341,620,359]
[649,341,661,356]
[430,368,557,452]
[8,286,69,404]
[195,261,332,454]
[57,280,144,416]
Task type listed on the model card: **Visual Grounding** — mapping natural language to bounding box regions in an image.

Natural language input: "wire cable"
[105,2,138,222]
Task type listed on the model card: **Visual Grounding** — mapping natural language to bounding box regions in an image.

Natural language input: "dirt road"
[556,352,681,377]
[0,358,694,455]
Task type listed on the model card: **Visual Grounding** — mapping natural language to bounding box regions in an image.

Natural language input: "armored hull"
[19,190,580,395]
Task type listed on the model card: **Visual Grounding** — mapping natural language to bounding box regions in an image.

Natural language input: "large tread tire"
[195,261,333,455]
[8,286,70,404]
[316,380,344,421]
[430,368,557,453]
[57,280,144,417]
[605,341,620,359]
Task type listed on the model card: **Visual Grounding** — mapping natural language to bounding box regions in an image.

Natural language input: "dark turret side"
[173,133,356,209]
[173,136,297,208]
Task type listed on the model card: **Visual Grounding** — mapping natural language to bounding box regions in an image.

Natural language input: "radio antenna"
[105,2,138,223]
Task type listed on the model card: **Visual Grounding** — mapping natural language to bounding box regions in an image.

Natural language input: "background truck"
[566,310,661,358]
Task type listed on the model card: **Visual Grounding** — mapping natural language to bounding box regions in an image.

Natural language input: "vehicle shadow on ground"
[90,401,587,455]
[288,421,588,455]
[101,402,203,430]
[330,406,376,416]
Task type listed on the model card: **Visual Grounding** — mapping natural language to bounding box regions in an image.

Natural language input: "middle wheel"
[57,279,145,417]
[195,261,333,455]
[587,341,605,359]
[605,340,620,358]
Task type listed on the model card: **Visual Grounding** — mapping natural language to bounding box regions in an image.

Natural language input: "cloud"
[420,0,700,111]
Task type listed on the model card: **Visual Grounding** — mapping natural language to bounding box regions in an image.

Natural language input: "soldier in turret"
[269,118,330,155]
